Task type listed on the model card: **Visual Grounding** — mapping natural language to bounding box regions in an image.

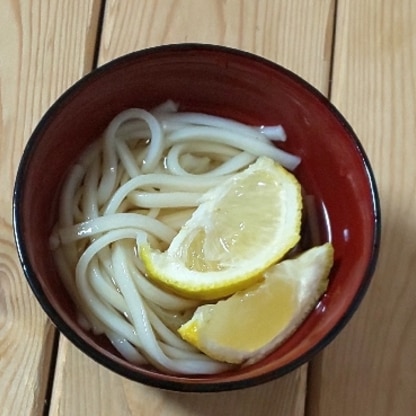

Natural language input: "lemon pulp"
[199,279,296,350]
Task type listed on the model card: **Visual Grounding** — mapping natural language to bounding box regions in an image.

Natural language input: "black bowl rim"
[12,42,381,392]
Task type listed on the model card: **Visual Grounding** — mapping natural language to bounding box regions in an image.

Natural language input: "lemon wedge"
[178,243,334,365]
[140,157,302,300]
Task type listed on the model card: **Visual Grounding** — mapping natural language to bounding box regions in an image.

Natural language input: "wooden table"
[1,1,415,415]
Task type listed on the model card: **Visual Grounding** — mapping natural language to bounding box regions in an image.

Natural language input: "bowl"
[13,44,380,392]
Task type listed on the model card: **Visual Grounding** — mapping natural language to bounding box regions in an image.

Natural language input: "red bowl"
[13,44,380,392]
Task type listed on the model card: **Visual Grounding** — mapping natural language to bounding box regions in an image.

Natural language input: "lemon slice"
[178,243,334,364]
[140,156,302,300]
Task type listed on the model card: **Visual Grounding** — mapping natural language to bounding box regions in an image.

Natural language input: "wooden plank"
[99,0,336,93]
[49,1,336,415]
[0,1,102,415]
[52,340,308,416]
[307,0,416,415]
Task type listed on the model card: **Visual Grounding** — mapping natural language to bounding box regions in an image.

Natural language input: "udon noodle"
[50,100,301,374]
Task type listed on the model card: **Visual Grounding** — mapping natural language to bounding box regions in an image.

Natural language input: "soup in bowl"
[13,44,380,392]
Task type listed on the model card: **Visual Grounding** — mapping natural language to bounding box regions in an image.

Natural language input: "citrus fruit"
[178,243,334,364]
[140,156,302,300]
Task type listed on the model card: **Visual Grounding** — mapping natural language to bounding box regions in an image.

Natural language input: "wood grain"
[49,1,335,415]
[307,0,416,415]
[0,1,101,415]
[99,0,336,94]
[51,340,308,416]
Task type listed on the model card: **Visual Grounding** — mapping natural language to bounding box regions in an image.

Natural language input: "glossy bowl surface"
[13,44,380,392]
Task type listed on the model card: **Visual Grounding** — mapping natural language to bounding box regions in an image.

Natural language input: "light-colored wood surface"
[98,0,335,93]
[307,1,416,415]
[1,0,415,415]
[0,1,101,415]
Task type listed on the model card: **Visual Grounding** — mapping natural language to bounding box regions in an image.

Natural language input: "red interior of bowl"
[14,44,379,391]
